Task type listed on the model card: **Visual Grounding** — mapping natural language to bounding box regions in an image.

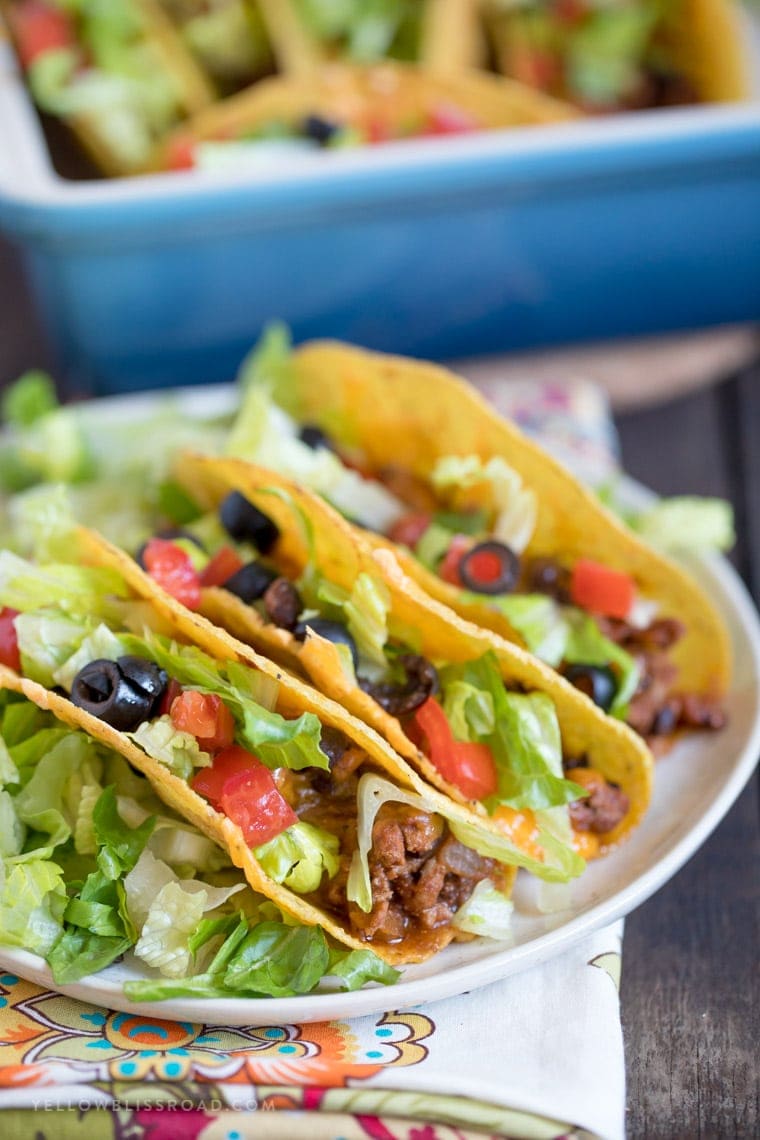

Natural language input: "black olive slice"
[116,656,168,711]
[298,423,333,451]
[302,115,340,146]
[222,560,277,603]
[457,541,520,595]
[70,659,157,732]
[135,529,206,568]
[293,618,359,669]
[564,664,617,713]
[359,654,439,717]
[219,491,279,553]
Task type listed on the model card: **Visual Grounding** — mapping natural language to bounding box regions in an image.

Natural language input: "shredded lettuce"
[231,328,404,530]
[130,716,212,782]
[563,611,640,719]
[438,654,585,811]
[0,859,67,956]
[123,633,329,772]
[256,822,340,894]
[630,497,735,554]
[451,879,514,940]
[469,595,639,720]
[431,455,537,554]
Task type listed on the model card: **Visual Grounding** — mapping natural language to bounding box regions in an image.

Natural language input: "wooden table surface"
[1,237,758,1139]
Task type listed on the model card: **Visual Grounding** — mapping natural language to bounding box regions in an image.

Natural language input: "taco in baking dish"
[2,0,214,175]
[0,685,401,997]
[156,59,576,169]
[206,330,730,752]
[0,526,606,964]
[480,0,749,112]
[138,450,653,864]
[257,0,485,76]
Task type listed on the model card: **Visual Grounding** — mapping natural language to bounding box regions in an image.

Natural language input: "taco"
[0,526,598,964]
[0,686,401,998]
[156,59,576,169]
[155,0,275,94]
[2,0,215,175]
[142,450,653,864]
[257,0,485,76]
[480,0,749,112]
[207,330,730,753]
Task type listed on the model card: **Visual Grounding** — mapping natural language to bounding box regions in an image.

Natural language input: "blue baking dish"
[0,28,759,395]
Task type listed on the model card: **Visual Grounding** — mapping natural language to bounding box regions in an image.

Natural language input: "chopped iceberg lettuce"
[431,455,537,554]
[256,822,340,894]
[451,879,514,940]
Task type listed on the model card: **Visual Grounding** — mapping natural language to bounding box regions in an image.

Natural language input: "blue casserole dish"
[0,29,758,395]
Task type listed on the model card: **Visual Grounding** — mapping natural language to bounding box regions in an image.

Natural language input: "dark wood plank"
[616,379,760,1139]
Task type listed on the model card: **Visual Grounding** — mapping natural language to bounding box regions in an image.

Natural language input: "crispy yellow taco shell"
[156,58,577,164]
[2,525,564,964]
[264,340,730,708]
[171,451,654,855]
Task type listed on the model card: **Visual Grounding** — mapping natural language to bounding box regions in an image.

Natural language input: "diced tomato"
[0,608,21,672]
[439,535,473,586]
[512,46,560,91]
[199,545,244,588]
[413,697,498,801]
[170,690,235,752]
[191,744,257,807]
[158,678,182,717]
[425,103,479,136]
[164,134,196,171]
[8,0,76,69]
[220,765,298,847]
[387,512,432,549]
[142,538,201,610]
[570,559,635,619]
[366,116,391,145]
[554,0,588,24]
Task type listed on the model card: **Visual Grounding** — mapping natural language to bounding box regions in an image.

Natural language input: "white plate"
[1,386,759,1025]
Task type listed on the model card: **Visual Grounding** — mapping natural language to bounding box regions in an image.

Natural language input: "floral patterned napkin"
[0,378,626,1140]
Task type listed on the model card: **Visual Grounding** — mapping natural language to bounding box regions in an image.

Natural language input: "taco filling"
[183,337,725,752]
[129,480,629,864]
[0,544,579,961]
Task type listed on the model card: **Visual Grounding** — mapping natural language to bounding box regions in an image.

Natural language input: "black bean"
[263,578,302,631]
[219,491,279,553]
[222,560,277,603]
